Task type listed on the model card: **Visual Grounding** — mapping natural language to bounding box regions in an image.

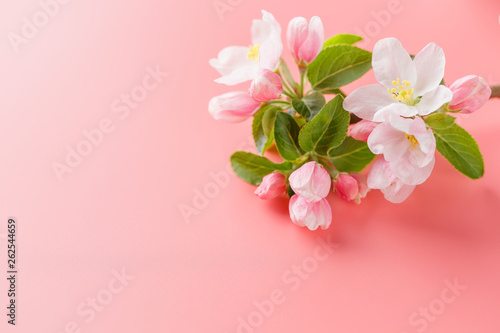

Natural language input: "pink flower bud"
[289,195,332,230]
[249,69,283,102]
[287,16,324,64]
[349,120,379,142]
[254,172,286,199]
[448,75,491,114]
[208,91,261,122]
[289,162,331,202]
[334,173,369,204]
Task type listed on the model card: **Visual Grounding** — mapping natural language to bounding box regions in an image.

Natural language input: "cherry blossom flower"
[209,10,283,86]
[367,158,416,203]
[289,195,332,230]
[344,38,453,122]
[367,114,435,186]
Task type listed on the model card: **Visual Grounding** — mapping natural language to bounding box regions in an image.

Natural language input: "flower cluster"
[209,10,491,230]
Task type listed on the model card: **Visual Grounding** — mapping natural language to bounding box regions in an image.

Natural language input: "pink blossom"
[254,172,286,199]
[249,69,283,102]
[367,114,435,186]
[349,120,379,142]
[289,162,331,202]
[334,173,369,204]
[287,16,324,64]
[448,75,491,114]
[208,91,261,122]
[289,195,332,230]
[367,158,415,203]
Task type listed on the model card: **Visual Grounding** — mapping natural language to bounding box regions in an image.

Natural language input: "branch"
[491,85,500,99]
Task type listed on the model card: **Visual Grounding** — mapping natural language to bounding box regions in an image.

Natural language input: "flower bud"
[289,162,331,202]
[208,91,261,122]
[249,69,283,102]
[334,173,369,204]
[349,120,379,142]
[448,75,491,114]
[254,172,286,199]
[287,16,324,64]
[289,195,332,230]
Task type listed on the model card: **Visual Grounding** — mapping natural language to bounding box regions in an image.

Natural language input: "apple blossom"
[367,114,435,186]
[367,158,415,203]
[287,16,324,64]
[289,195,332,230]
[343,38,453,122]
[448,75,492,114]
[208,91,261,122]
[249,68,283,102]
[209,10,283,86]
[289,161,331,202]
[334,173,369,204]
[254,172,286,199]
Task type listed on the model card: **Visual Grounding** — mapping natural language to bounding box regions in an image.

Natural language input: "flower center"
[405,134,420,148]
[388,78,415,105]
[247,44,260,63]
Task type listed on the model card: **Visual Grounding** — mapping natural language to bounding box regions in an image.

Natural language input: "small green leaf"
[328,137,376,172]
[298,95,350,156]
[308,44,372,91]
[319,88,347,97]
[274,112,304,160]
[280,61,299,92]
[425,113,456,129]
[323,34,363,49]
[230,151,292,186]
[433,123,484,179]
[252,105,281,155]
[291,91,326,120]
[252,106,267,155]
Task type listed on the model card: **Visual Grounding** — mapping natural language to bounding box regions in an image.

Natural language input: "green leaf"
[298,95,350,156]
[291,91,326,120]
[319,88,347,97]
[230,151,292,186]
[252,106,267,155]
[252,105,281,155]
[280,61,299,92]
[433,123,484,179]
[274,112,304,160]
[328,137,376,172]
[424,113,456,129]
[323,34,363,49]
[308,44,372,91]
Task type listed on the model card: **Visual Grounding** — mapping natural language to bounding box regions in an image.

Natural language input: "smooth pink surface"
[0,0,499,332]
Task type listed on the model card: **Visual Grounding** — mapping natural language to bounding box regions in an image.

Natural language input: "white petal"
[372,38,416,89]
[209,46,252,76]
[252,10,281,45]
[367,158,392,189]
[413,42,446,96]
[343,84,396,121]
[416,85,453,116]
[214,64,260,85]
[391,156,435,185]
[368,122,411,162]
[372,103,417,122]
[259,34,283,70]
[381,180,415,203]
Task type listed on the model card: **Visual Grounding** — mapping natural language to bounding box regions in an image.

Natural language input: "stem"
[491,85,500,98]
[299,66,307,99]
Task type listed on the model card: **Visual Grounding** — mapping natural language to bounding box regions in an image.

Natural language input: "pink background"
[1,0,500,332]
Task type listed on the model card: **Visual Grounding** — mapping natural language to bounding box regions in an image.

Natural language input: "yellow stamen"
[405,134,420,148]
[247,44,260,62]
[389,78,416,105]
